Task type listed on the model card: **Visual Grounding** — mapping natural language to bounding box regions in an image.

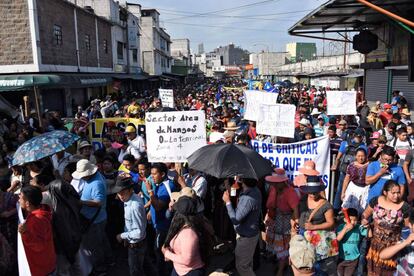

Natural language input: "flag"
[215,85,222,101]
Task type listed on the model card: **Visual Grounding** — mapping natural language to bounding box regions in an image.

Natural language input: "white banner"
[327,90,357,115]
[243,90,278,121]
[159,89,174,108]
[256,103,296,138]
[251,136,331,196]
[17,204,31,276]
[145,111,206,162]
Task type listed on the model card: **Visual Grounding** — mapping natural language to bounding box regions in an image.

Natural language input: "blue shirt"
[140,176,155,206]
[366,161,406,202]
[150,179,175,231]
[336,223,367,261]
[80,172,107,223]
[120,193,147,243]
[226,186,262,237]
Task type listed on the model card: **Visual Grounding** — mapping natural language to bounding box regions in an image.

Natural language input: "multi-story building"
[249,52,290,79]
[286,42,317,63]
[194,52,222,77]
[171,39,191,66]
[0,0,115,116]
[213,43,249,66]
[140,9,172,76]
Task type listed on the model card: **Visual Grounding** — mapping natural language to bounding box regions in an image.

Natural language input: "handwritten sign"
[243,90,278,121]
[256,103,296,138]
[145,111,207,162]
[327,90,357,115]
[159,89,174,108]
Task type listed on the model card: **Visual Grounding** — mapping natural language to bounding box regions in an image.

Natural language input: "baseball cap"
[338,119,347,125]
[383,103,392,109]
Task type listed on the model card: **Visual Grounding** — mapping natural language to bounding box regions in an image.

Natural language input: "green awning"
[0,74,113,92]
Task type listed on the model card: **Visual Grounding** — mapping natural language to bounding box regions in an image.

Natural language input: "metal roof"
[288,0,414,41]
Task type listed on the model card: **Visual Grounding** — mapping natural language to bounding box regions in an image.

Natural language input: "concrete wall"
[275,52,365,74]
[0,0,33,65]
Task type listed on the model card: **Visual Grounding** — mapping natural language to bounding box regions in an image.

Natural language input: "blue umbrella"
[12,130,80,166]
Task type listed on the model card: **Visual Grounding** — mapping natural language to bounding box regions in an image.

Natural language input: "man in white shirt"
[51,150,72,177]
[178,169,207,199]
[125,125,146,161]
[388,127,413,166]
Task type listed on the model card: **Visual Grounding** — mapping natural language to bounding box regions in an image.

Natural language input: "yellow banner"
[88,118,145,150]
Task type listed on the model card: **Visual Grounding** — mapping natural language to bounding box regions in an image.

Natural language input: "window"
[132,49,138,63]
[53,25,62,45]
[103,39,108,54]
[85,35,91,50]
[117,41,124,60]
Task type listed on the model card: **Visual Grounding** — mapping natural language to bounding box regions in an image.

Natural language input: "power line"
[163,0,281,22]
[161,11,300,22]
[163,21,286,33]
[157,8,312,19]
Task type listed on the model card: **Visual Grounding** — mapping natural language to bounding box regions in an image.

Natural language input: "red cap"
[383,103,392,109]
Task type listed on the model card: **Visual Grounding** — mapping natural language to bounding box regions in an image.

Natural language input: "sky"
[130,0,330,54]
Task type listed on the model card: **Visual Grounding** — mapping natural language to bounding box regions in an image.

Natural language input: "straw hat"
[265,168,289,183]
[401,108,411,116]
[78,140,92,150]
[298,160,320,176]
[72,159,98,179]
[224,121,238,131]
[299,118,310,126]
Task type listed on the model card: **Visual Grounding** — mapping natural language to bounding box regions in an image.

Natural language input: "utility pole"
[343,31,347,70]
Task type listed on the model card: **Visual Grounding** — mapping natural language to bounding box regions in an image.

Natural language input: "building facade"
[0,0,116,116]
[213,43,249,66]
[140,9,171,76]
[286,42,317,63]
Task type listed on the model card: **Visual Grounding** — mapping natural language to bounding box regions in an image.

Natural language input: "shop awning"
[112,73,149,80]
[0,74,113,92]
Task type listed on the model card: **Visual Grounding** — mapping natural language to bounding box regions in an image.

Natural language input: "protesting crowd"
[1,77,414,276]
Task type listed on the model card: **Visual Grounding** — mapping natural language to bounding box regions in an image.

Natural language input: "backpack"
[340,140,363,173]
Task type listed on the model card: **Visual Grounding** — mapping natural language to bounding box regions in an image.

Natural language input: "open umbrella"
[12,130,79,166]
[187,143,273,180]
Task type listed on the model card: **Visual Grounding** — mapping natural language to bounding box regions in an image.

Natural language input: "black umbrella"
[187,143,273,180]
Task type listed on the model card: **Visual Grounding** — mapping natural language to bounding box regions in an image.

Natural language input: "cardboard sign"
[252,135,331,197]
[244,90,278,121]
[88,118,145,150]
[256,103,296,138]
[327,90,357,115]
[145,111,207,162]
[159,89,174,108]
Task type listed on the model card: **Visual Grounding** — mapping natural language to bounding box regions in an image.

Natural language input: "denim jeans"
[333,172,345,210]
[356,237,369,276]
[128,242,147,276]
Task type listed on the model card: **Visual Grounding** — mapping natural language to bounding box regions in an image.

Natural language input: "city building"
[194,52,222,77]
[0,0,115,116]
[286,42,317,63]
[249,52,290,79]
[140,9,172,76]
[198,43,205,55]
[213,43,249,66]
[171,39,191,66]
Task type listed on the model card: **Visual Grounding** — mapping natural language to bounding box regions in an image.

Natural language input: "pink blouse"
[164,227,204,275]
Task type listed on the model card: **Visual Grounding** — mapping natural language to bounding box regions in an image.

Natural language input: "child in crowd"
[380,211,414,275]
[336,208,368,276]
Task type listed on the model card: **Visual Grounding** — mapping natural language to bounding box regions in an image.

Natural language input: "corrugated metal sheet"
[365,69,388,104]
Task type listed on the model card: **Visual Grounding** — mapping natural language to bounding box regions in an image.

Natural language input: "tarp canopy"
[0,74,113,92]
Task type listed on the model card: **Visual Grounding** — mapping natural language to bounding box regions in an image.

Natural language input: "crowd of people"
[0,78,414,276]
